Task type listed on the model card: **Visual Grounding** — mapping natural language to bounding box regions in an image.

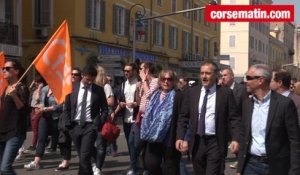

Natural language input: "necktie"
[198,89,210,136]
[80,86,88,126]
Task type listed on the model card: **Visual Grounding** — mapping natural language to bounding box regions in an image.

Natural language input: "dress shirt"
[198,84,216,135]
[124,78,137,123]
[250,90,271,156]
[74,82,92,122]
[281,90,291,97]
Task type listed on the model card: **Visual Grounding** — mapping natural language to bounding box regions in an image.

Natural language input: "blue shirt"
[250,91,271,156]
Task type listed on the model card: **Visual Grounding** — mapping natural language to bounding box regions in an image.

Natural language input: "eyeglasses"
[161,77,174,82]
[72,73,81,77]
[2,66,13,72]
[245,75,262,81]
[123,70,132,73]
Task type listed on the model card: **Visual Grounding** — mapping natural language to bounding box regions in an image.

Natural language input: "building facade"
[22,0,220,82]
[0,0,22,59]
[220,0,271,79]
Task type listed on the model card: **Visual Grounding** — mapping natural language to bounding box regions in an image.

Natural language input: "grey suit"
[237,91,300,175]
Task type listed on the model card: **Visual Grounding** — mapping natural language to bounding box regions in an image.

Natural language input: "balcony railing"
[0,22,18,45]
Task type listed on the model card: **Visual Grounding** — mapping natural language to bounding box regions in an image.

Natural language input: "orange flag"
[33,20,72,104]
[0,51,7,98]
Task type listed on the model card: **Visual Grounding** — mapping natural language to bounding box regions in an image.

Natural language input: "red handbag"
[101,120,120,143]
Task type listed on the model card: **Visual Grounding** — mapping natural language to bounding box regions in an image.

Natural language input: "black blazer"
[232,82,248,115]
[64,82,108,130]
[176,84,240,157]
[237,91,300,175]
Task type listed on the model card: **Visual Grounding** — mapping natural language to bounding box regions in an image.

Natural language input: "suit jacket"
[237,91,300,175]
[64,82,108,130]
[232,82,248,115]
[288,92,300,125]
[176,84,240,157]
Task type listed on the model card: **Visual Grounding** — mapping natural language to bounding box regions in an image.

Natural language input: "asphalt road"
[13,123,238,175]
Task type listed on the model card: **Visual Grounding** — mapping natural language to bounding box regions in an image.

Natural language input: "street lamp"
[128,4,146,63]
[129,0,218,63]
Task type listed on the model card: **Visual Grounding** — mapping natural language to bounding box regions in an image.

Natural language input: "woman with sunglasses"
[0,59,29,175]
[140,69,182,175]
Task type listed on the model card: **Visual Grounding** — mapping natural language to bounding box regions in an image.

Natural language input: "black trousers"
[92,132,108,170]
[192,135,224,175]
[70,123,97,175]
[143,142,181,175]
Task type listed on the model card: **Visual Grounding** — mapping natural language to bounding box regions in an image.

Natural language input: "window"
[0,0,13,23]
[136,20,148,42]
[86,0,105,31]
[214,23,218,31]
[213,42,218,56]
[34,0,51,27]
[230,57,235,69]
[250,36,254,49]
[193,4,201,22]
[203,38,210,57]
[113,5,129,36]
[157,0,162,6]
[229,35,235,47]
[169,26,178,49]
[183,0,190,19]
[195,35,199,53]
[182,31,191,53]
[153,20,164,46]
[255,39,257,50]
[258,40,262,52]
[229,22,235,26]
[171,0,176,12]
[204,12,210,27]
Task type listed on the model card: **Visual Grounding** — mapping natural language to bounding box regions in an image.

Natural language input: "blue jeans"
[0,134,25,175]
[36,117,49,157]
[128,123,141,171]
[243,157,270,175]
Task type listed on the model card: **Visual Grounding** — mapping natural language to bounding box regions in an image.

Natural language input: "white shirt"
[198,84,217,135]
[124,79,137,123]
[281,90,291,97]
[250,91,271,156]
[74,82,92,122]
[104,84,114,99]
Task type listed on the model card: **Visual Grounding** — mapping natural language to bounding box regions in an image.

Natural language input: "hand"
[126,102,136,108]
[6,85,17,97]
[230,141,239,154]
[176,140,188,153]
[110,112,115,121]
[119,102,126,108]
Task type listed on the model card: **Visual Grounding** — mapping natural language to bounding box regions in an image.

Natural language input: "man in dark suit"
[221,67,248,169]
[176,60,240,175]
[237,64,300,175]
[64,65,108,175]
[270,71,300,125]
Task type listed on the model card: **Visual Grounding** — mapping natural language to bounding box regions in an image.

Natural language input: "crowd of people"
[0,59,300,175]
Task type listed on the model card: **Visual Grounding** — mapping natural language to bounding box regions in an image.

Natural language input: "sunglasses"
[2,66,13,71]
[72,73,81,77]
[123,70,132,73]
[245,75,262,81]
[161,77,174,82]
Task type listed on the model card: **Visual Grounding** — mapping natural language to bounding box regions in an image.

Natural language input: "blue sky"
[272,0,299,24]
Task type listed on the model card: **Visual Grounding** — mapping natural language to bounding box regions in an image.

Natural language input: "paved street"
[14,122,238,175]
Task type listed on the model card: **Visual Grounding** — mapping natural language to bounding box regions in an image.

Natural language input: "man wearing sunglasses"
[237,64,300,175]
[71,68,82,83]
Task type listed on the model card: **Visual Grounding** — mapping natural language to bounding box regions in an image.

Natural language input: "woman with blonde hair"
[92,64,115,174]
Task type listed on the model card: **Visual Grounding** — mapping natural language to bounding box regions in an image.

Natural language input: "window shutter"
[169,26,172,48]
[112,5,117,35]
[86,0,92,27]
[40,0,50,26]
[124,9,129,36]
[5,0,13,24]
[100,0,105,31]
[153,20,157,45]
[162,22,165,46]
[175,28,178,49]
[182,31,185,52]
